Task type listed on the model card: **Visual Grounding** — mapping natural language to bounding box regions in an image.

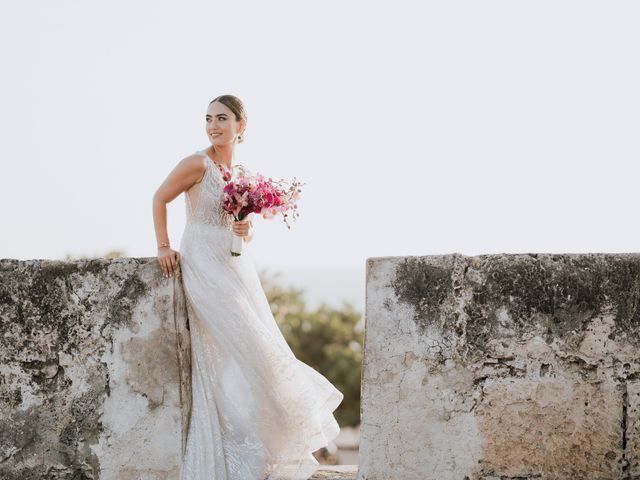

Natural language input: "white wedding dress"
[178,149,344,480]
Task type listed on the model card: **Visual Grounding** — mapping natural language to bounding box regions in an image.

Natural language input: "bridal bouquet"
[222,171,304,256]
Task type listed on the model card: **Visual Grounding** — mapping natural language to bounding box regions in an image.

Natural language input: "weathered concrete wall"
[0,258,191,480]
[360,253,640,480]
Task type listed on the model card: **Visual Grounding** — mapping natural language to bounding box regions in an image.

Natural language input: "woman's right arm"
[152,154,207,278]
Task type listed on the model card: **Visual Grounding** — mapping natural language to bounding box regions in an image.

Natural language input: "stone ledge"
[310,465,358,479]
[360,253,640,480]
[0,257,190,478]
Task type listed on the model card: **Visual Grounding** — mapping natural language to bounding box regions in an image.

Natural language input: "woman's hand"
[232,217,252,240]
[157,246,180,278]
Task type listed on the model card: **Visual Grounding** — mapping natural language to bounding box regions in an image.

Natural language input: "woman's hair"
[209,95,247,124]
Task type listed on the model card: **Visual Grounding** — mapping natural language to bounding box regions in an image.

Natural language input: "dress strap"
[195,148,238,179]
[195,150,215,170]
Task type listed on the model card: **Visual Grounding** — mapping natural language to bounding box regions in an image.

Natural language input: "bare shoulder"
[179,152,207,170]
[176,152,207,182]
[154,151,210,202]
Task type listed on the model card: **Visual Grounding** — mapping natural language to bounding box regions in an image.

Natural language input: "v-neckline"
[202,150,232,180]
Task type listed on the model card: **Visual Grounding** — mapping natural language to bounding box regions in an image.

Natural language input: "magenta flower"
[221,171,304,228]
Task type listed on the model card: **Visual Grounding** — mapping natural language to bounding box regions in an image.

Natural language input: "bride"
[151,95,344,480]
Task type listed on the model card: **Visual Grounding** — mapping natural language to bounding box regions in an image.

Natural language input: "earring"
[237,133,243,143]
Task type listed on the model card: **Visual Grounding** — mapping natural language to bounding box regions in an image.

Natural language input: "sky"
[1,1,639,307]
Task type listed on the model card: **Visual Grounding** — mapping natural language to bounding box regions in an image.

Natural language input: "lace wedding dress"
[178,149,344,480]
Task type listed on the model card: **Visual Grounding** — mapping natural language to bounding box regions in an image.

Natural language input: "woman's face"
[206,101,245,146]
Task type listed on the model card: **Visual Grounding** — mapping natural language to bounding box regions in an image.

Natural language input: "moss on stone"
[391,253,640,357]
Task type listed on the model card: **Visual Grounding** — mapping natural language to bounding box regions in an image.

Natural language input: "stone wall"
[10,252,636,480]
[0,258,191,479]
[359,253,640,480]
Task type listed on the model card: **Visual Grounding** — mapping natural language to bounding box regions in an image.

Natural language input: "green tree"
[259,269,363,427]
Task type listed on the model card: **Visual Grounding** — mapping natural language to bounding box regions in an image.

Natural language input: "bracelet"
[158,242,170,248]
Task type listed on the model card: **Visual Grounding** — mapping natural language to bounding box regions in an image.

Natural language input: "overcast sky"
[1,1,639,279]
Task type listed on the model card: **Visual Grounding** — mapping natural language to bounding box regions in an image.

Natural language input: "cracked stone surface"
[360,253,640,480]
[0,257,191,479]
[306,465,357,479]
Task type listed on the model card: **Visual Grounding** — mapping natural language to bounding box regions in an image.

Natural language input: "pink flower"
[221,171,305,226]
